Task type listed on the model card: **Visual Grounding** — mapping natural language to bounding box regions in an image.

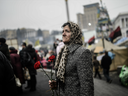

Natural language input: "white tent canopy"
[88,39,126,52]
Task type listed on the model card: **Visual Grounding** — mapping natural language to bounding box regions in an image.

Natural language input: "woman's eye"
[66,30,69,32]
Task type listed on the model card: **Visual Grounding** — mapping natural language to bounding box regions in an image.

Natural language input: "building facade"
[113,12,128,37]
[77,3,99,31]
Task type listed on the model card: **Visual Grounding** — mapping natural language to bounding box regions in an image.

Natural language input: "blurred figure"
[45,50,53,60]
[35,50,41,62]
[24,44,37,91]
[9,47,25,94]
[119,63,128,86]
[0,51,17,96]
[56,40,64,55]
[45,50,54,69]
[101,51,112,83]
[19,42,27,68]
[0,38,10,61]
[93,56,102,79]
[40,50,44,60]
[53,41,58,51]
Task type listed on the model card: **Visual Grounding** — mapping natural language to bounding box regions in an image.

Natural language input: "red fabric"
[109,26,121,38]
[88,36,95,43]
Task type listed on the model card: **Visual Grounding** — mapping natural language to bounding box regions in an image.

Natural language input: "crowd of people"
[0,37,53,95]
[0,35,66,96]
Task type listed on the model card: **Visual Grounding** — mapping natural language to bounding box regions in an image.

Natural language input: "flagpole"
[65,0,70,21]
[100,0,105,49]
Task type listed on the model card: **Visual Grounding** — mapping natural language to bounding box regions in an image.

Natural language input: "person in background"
[45,50,54,69]
[9,47,25,94]
[0,38,10,61]
[24,44,37,91]
[45,50,53,60]
[93,55,102,79]
[40,50,44,60]
[56,39,64,55]
[53,41,58,53]
[101,51,112,83]
[0,51,17,96]
[35,50,41,62]
[19,42,27,68]
[49,21,94,96]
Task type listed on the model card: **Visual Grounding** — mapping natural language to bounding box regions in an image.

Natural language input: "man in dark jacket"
[19,42,28,68]
[0,38,10,61]
[24,44,37,91]
[0,51,17,96]
[101,51,112,83]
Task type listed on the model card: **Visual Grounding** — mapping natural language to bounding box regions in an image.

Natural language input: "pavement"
[19,69,128,96]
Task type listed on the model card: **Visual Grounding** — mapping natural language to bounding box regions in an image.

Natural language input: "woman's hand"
[49,80,57,90]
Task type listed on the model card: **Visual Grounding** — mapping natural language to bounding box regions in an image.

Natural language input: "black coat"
[0,51,17,96]
[101,55,112,69]
[24,47,37,75]
[0,43,10,61]
[19,47,28,68]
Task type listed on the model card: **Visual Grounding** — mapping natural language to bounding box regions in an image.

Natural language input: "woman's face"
[62,25,71,44]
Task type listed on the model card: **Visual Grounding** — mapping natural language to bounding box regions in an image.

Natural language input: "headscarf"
[54,21,83,82]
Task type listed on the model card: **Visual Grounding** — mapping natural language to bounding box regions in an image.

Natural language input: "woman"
[9,47,25,94]
[49,21,94,96]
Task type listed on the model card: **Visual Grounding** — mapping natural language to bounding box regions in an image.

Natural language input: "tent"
[88,39,126,52]
[88,39,128,71]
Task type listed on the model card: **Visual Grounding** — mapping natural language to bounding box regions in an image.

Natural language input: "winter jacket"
[19,47,29,68]
[0,51,17,96]
[0,43,10,61]
[93,60,100,69]
[56,44,94,96]
[24,47,37,75]
[101,54,112,69]
[10,50,25,84]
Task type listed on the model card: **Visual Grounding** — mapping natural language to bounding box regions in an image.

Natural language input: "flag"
[35,40,40,46]
[109,26,122,42]
[88,36,95,45]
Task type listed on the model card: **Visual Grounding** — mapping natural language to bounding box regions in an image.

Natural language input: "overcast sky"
[0,0,128,32]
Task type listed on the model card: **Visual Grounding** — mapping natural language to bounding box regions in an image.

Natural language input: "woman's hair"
[61,21,83,45]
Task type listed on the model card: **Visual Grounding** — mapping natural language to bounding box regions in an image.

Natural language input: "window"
[122,18,124,28]
[126,30,128,37]
[126,18,128,27]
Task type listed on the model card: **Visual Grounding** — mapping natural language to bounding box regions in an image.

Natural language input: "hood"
[10,50,17,54]
[25,47,35,53]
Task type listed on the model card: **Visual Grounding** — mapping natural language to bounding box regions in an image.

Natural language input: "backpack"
[119,65,128,86]
[26,52,31,63]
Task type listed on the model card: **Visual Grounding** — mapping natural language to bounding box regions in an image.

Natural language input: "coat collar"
[67,43,81,53]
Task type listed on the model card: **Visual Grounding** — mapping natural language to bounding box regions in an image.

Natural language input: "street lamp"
[65,0,70,21]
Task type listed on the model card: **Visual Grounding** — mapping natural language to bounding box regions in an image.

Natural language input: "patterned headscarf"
[54,21,83,82]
